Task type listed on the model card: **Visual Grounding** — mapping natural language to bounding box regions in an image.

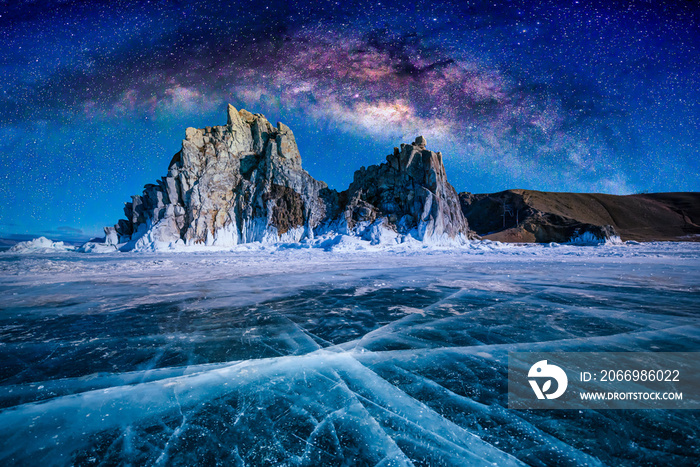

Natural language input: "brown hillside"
[460,190,700,242]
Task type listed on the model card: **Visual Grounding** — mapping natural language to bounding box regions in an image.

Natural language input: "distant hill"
[460,190,700,243]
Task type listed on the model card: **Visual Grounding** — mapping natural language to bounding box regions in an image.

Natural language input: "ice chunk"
[5,236,76,253]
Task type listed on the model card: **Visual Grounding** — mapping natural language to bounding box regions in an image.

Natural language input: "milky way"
[1,0,699,239]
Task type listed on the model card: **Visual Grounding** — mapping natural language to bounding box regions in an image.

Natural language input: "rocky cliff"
[102,105,473,250]
[106,105,328,250]
[331,136,474,243]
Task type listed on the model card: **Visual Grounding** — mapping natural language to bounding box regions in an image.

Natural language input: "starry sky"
[1,0,699,241]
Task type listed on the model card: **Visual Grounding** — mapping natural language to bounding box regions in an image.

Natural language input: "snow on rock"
[362,218,400,245]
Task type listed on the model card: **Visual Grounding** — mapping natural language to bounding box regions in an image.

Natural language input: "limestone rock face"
[336,136,474,242]
[109,105,327,249]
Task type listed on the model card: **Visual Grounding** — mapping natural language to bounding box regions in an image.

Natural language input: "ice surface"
[0,242,699,465]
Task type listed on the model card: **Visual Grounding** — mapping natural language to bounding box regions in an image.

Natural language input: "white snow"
[4,232,700,259]
[6,236,76,253]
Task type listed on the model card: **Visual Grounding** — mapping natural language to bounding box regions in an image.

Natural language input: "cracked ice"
[0,242,699,465]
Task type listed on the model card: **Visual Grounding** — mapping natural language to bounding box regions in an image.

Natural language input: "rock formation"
[106,105,328,250]
[101,105,474,250]
[331,137,474,243]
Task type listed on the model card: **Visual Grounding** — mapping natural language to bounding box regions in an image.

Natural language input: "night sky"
[1,0,699,241]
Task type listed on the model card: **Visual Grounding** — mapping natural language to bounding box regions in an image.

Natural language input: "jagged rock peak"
[226,103,243,126]
[104,104,328,251]
[338,136,475,242]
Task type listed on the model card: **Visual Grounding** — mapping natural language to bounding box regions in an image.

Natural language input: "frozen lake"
[1,242,699,465]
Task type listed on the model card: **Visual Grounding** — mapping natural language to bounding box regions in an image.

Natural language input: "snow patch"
[6,237,76,254]
[77,242,118,253]
[363,219,400,245]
